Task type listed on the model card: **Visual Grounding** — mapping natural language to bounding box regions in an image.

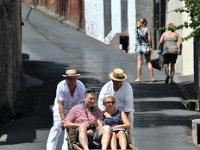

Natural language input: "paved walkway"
[0,4,200,150]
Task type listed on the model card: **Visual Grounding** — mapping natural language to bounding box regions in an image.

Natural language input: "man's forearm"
[64,121,80,128]
[59,105,65,120]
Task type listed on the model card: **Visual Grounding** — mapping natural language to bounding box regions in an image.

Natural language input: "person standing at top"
[157,23,182,84]
[46,69,86,150]
[134,18,154,82]
[98,68,133,117]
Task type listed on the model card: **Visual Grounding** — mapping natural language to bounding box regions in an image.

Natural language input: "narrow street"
[0,4,200,150]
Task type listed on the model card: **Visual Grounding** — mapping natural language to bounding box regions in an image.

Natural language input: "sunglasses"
[105,101,115,104]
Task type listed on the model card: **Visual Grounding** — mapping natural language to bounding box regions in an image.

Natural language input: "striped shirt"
[65,104,103,125]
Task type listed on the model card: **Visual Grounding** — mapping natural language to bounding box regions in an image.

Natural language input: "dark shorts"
[93,130,101,143]
[136,50,151,57]
[76,129,101,143]
[163,53,178,64]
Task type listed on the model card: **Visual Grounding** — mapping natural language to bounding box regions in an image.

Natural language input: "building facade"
[24,0,194,75]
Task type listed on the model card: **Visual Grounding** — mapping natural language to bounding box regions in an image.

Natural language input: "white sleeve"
[77,80,86,102]
[98,85,107,111]
[124,83,134,112]
[56,82,65,102]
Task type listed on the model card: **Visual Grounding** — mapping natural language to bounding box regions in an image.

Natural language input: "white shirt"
[98,80,134,112]
[52,80,86,114]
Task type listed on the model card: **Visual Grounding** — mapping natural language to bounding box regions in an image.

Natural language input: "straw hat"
[109,68,127,81]
[62,69,80,77]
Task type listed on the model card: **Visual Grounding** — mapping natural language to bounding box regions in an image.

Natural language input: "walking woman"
[157,23,182,84]
[134,18,154,82]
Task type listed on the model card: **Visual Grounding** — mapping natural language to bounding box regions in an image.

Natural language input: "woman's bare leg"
[170,63,175,83]
[135,56,142,81]
[147,62,155,81]
[146,55,154,81]
[164,64,170,84]
[110,132,117,150]
[145,55,154,82]
[117,131,127,150]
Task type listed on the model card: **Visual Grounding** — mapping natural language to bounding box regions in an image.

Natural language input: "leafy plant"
[175,0,200,40]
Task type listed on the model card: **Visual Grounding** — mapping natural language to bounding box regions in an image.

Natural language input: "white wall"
[104,0,122,44]
[181,11,194,75]
[85,0,104,42]
[85,0,136,51]
[111,0,122,34]
[128,0,136,54]
[85,0,123,44]
[166,0,194,75]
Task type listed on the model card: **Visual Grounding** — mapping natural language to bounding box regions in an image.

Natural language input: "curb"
[174,75,198,111]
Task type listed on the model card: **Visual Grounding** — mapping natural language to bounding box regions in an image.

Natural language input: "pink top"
[65,104,103,125]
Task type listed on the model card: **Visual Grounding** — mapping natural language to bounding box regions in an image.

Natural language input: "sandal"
[134,79,141,83]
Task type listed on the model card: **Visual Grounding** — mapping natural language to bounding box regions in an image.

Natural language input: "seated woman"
[103,95,130,150]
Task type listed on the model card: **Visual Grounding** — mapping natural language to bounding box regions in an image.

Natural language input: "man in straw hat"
[98,68,133,117]
[46,69,86,150]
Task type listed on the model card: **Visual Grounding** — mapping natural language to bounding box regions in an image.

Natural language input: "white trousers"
[46,111,68,150]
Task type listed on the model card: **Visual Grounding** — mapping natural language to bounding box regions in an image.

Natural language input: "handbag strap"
[136,28,150,46]
[136,29,142,44]
[81,102,95,122]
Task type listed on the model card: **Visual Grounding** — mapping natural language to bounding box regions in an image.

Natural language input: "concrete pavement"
[0,4,200,150]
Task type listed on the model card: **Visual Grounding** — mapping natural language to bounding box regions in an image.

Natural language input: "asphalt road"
[0,4,200,150]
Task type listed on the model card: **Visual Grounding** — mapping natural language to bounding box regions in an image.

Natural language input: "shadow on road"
[0,55,103,145]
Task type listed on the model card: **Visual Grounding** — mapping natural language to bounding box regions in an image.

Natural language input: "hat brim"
[62,74,80,77]
[109,72,127,81]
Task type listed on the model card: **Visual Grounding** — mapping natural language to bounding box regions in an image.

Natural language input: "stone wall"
[0,1,22,122]
[24,0,85,30]
[136,0,155,48]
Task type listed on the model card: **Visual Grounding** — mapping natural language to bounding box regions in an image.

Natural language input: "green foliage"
[175,0,200,40]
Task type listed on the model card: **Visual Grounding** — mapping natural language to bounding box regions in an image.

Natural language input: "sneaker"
[170,80,175,84]
[165,76,170,84]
